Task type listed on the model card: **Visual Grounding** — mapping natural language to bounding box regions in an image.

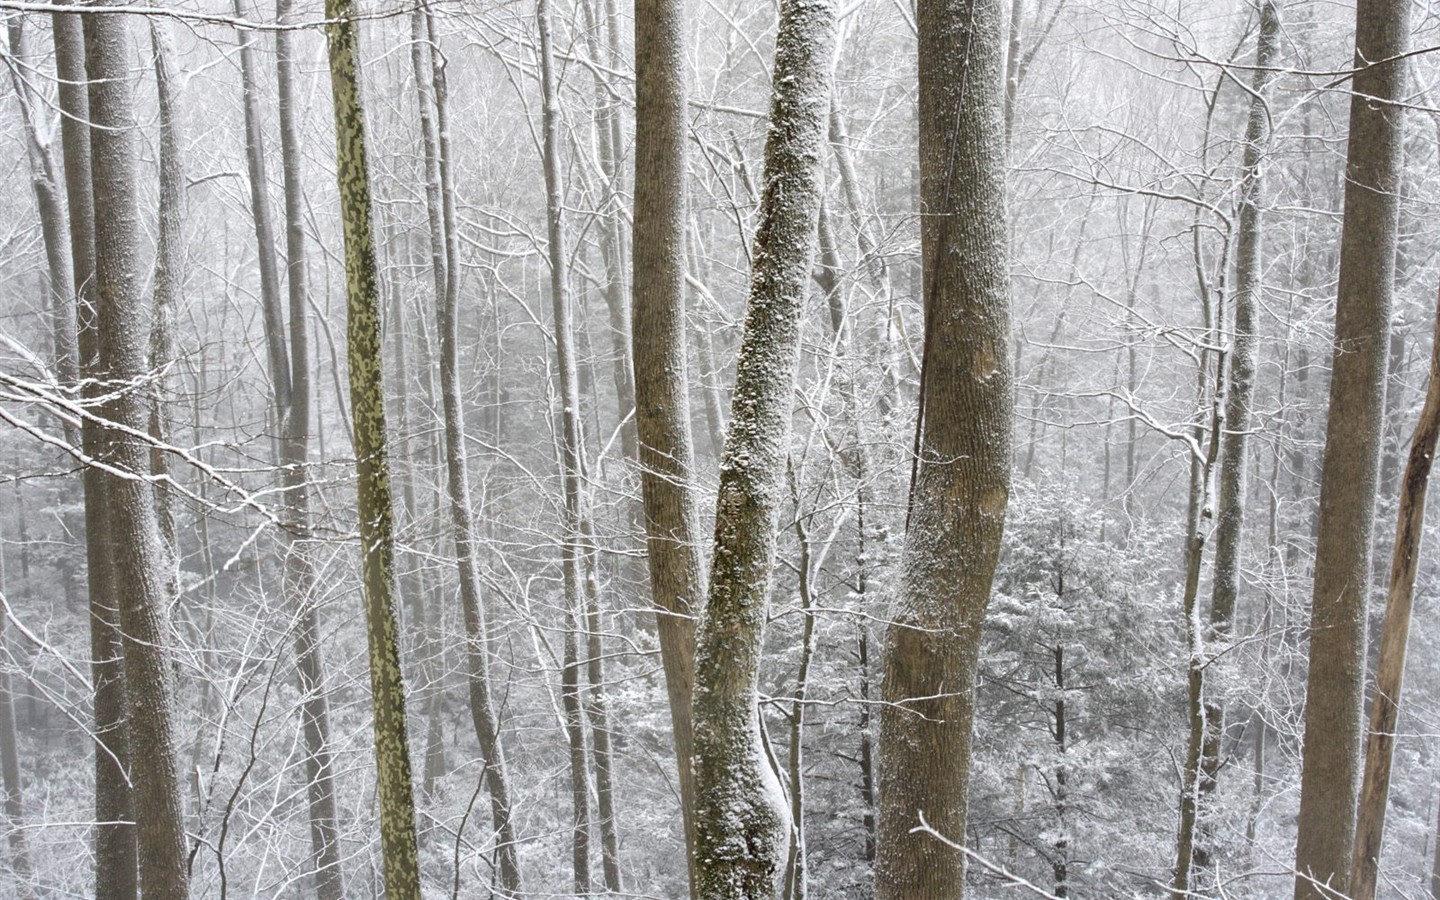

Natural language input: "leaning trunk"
[632,0,705,886]
[1349,281,1440,900]
[690,1,835,896]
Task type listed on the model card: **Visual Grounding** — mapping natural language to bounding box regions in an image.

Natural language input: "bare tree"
[1293,3,1410,897]
[875,1,1012,898]
[322,0,422,895]
[691,0,835,895]
[85,4,190,896]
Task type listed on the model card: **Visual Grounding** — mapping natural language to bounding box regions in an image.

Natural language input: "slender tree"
[874,1,1012,898]
[322,0,422,895]
[411,9,523,892]
[632,0,705,887]
[1292,3,1410,897]
[1349,281,1440,900]
[84,4,190,897]
[1174,3,1281,888]
[275,0,345,893]
[690,0,835,895]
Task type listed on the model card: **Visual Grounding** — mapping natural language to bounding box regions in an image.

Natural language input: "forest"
[0,0,1435,897]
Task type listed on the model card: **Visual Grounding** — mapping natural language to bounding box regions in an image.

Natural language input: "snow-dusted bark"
[322,1,422,895]
[1292,3,1409,898]
[874,0,1012,897]
[691,0,835,896]
[83,6,189,897]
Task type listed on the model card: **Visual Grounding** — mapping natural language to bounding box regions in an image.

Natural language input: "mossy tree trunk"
[691,0,835,896]
[322,1,422,896]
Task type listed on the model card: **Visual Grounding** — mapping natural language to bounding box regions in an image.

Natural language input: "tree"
[49,8,136,897]
[84,4,190,897]
[691,0,835,895]
[274,0,345,892]
[411,8,522,892]
[632,0,704,888]
[322,1,422,896]
[874,1,1012,898]
[1292,3,1411,898]
[1349,281,1440,900]
[1174,3,1282,890]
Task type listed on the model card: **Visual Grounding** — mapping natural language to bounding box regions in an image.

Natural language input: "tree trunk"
[147,18,183,595]
[5,21,77,450]
[51,9,137,896]
[536,0,595,889]
[632,0,704,888]
[1349,281,1440,900]
[412,10,523,892]
[874,1,1010,897]
[1292,4,1409,897]
[234,0,292,419]
[691,0,834,895]
[1190,1,1281,880]
[322,1,422,895]
[275,0,344,894]
[84,6,190,897]
[582,0,638,462]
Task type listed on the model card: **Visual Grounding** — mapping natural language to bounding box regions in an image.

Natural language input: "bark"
[691,0,834,895]
[412,10,522,892]
[536,0,594,889]
[633,0,704,888]
[782,482,815,900]
[1349,281,1440,900]
[84,6,190,897]
[322,1,422,895]
[148,18,183,591]
[52,10,136,896]
[275,0,344,893]
[874,0,1010,897]
[1292,4,1409,897]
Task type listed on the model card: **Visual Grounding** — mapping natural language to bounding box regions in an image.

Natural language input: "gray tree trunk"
[1293,3,1410,897]
[536,0,593,889]
[691,0,835,895]
[874,0,1011,897]
[411,10,522,892]
[275,0,344,893]
[51,9,137,896]
[84,5,190,897]
[632,0,704,888]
